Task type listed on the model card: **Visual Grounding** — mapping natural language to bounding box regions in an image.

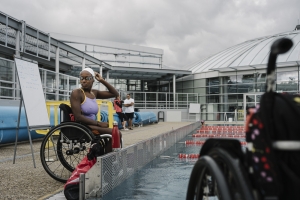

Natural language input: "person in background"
[124,94,134,130]
[114,95,128,130]
[70,67,121,152]
[201,120,205,126]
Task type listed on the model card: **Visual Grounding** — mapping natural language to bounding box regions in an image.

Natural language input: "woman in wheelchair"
[70,67,120,152]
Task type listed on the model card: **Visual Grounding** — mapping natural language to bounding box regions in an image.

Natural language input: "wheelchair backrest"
[59,103,75,123]
[245,38,300,199]
[58,103,91,142]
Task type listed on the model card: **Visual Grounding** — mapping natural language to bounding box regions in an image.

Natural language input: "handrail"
[36,100,115,135]
[45,100,115,128]
[224,113,227,122]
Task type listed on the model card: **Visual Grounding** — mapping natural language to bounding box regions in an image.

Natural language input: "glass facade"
[0,58,79,101]
[177,69,300,121]
[0,59,15,99]
[1,54,299,122]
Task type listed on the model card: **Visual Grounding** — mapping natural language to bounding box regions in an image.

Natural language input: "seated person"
[70,67,121,152]
[114,95,128,130]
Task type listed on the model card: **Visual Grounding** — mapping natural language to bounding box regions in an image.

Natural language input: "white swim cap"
[81,68,95,77]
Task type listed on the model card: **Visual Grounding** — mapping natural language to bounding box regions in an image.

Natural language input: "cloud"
[1,0,300,69]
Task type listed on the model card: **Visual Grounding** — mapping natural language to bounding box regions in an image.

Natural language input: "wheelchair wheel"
[208,148,255,200]
[186,156,232,200]
[40,122,95,183]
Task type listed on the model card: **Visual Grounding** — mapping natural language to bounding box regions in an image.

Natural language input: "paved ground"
[0,122,192,200]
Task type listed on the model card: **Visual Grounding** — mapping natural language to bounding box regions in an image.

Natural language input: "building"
[1,10,300,122]
[0,11,193,116]
[176,25,300,121]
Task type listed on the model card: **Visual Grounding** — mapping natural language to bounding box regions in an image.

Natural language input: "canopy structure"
[187,28,300,74]
[0,11,191,83]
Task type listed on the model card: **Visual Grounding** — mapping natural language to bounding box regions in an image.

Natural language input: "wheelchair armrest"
[272,141,300,150]
[99,134,112,139]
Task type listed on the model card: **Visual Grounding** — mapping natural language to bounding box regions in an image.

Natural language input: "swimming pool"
[82,123,246,199]
[99,126,246,200]
[100,131,203,200]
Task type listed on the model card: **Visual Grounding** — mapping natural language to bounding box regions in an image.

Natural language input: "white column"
[15,31,21,98]
[82,58,86,70]
[43,70,47,98]
[98,65,102,90]
[15,31,20,57]
[107,70,109,81]
[55,47,60,100]
[173,74,176,108]
[105,70,110,91]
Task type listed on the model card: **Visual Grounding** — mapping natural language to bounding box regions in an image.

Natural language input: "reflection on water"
[101,133,200,200]
[100,132,246,200]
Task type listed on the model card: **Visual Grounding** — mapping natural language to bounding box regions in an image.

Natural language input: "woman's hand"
[97,121,109,128]
[95,72,104,82]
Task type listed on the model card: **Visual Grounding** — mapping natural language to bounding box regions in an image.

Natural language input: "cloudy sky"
[1,0,300,69]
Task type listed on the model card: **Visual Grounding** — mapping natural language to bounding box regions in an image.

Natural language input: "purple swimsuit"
[80,90,99,120]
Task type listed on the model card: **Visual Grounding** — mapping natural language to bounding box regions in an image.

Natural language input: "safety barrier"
[36,100,115,134]
[82,121,201,199]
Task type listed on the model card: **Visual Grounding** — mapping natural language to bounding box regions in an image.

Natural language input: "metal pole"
[5,16,8,47]
[173,75,176,109]
[55,47,60,100]
[43,70,47,97]
[48,33,51,61]
[36,30,39,56]
[13,95,23,164]
[79,173,85,200]
[21,21,26,53]
[168,81,170,109]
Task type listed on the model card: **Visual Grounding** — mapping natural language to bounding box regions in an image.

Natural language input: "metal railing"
[35,99,115,135]
[128,92,199,110]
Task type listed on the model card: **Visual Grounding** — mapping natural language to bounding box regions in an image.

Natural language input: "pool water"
[100,130,246,200]
[101,132,201,200]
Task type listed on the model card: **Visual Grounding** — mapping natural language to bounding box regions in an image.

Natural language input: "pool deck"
[0,121,193,200]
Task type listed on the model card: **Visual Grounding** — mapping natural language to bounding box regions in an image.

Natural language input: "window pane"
[134,93,144,101]
[276,83,298,91]
[222,75,237,84]
[176,82,183,89]
[0,87,13,97]
[207,95,219,103]
[222,85,237,93]
[206,77,219,86]
[277,71,298,83]
[237,84,253,93]
[226,94,237,103]
[0,59,14,82]
[207,86,219,94]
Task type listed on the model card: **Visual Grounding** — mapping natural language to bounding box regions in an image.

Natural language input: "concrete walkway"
[0,122,192,200]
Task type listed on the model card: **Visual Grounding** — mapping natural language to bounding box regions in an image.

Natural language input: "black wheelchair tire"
[207,147,255,200]
[40,122,94,183]
[186,156,232,200]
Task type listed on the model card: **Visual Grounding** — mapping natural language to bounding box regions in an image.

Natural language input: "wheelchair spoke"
[40,122,94,183]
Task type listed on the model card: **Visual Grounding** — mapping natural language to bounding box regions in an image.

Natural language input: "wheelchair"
[186,38,300,200]
[40,103,117,183]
